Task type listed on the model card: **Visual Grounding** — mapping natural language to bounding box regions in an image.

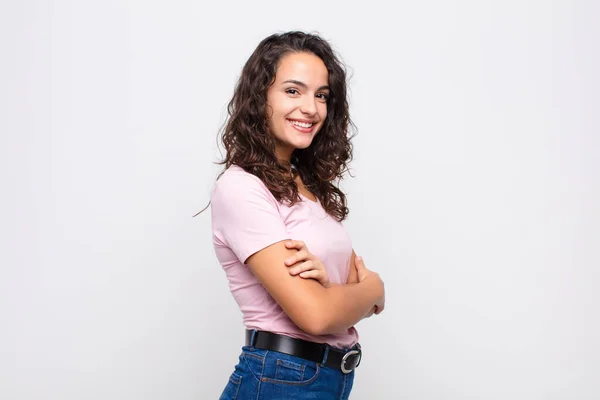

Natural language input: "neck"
[275,143,294,163]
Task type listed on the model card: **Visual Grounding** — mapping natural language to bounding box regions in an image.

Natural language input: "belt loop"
[250,329,258,347]
[320,345,330,367]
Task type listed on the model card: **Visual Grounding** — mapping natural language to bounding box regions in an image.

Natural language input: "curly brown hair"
[209,31,356,221]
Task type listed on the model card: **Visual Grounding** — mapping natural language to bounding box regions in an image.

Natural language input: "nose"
[299,95,317,116]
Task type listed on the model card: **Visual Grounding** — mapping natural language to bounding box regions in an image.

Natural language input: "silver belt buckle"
[340,349,361,374]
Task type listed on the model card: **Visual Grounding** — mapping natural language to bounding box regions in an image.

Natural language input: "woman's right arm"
[284,243,381,320]
[211,172,384,336]
[246,241,385,336]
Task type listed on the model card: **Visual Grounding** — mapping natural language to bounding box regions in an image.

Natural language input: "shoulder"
[211,165,276,206]
[213,165,265,193]
[210,165,289,254]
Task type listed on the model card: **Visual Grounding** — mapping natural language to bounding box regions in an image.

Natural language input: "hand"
[355,255,385,314]
[284,240,331,288]
[364,305,377,319]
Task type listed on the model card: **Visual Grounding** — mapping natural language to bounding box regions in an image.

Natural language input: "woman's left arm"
[347,250,377,318]
[286,244,378,319]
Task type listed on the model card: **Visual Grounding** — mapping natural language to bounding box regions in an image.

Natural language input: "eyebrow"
[282,79,330,92]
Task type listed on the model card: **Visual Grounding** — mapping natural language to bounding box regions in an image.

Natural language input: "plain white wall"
[1,1,599,399]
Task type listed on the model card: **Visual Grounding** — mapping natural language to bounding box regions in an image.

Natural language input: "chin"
[293,135,319,150]
[293,141,313,150]
[288,132,320,150]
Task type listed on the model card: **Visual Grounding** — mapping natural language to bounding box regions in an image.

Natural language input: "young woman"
[210,31,385,399]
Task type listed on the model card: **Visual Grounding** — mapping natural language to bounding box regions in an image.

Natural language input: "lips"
[287,118,316,133]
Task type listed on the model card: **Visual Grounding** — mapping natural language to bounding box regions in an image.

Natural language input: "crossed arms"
[245,240,385,336]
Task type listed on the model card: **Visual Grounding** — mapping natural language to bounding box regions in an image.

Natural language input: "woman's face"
[266,52,329,161]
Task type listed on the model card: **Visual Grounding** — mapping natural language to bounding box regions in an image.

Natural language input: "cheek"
[268,92,289,112]
[276,99,297,117]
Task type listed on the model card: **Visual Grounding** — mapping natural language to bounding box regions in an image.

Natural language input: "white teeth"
[289,119,313,128]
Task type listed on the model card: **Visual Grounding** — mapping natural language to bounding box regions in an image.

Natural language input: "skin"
[244,52,385,336]
[246,240,384,335]
[285,242,381,318]
[266,52,382,317]
[266,52,329,164]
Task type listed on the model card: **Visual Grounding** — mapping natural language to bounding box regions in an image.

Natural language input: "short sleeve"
[210,170,291,264]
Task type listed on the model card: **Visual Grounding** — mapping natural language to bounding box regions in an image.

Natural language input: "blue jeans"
[219,345,355,399]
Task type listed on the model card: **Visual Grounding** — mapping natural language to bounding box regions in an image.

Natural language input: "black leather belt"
[245,330,361,374]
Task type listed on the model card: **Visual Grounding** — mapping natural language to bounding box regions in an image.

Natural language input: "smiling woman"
[208,31,385,400]
[217,32,357,221]
[265,55,330,160]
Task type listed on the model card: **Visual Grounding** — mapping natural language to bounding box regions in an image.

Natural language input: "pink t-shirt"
[210,165,359,349]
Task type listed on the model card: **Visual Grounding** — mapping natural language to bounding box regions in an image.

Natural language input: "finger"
[285,249,310,266]
[299,270,324,281]
[355,255,365,269]
[289,260,314,275]
[284,255,297,266]
[285,240,306,251]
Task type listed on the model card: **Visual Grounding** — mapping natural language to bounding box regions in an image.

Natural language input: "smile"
[287,118,316,133]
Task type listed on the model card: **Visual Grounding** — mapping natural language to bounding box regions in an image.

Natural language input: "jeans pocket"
[275,359,305,381]
[219,372,242,400]
[264,356,320,386]
[242,351,266,382]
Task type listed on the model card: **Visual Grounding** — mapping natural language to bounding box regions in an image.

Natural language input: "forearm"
[316,279,381,334]
[267,245,381,336]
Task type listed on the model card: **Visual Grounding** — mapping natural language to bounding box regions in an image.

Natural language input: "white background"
[1,1,599,399]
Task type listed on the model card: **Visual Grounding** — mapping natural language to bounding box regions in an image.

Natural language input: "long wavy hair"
[207,31,355,221]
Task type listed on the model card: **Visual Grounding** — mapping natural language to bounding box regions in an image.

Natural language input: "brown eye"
[286,89,299,95]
